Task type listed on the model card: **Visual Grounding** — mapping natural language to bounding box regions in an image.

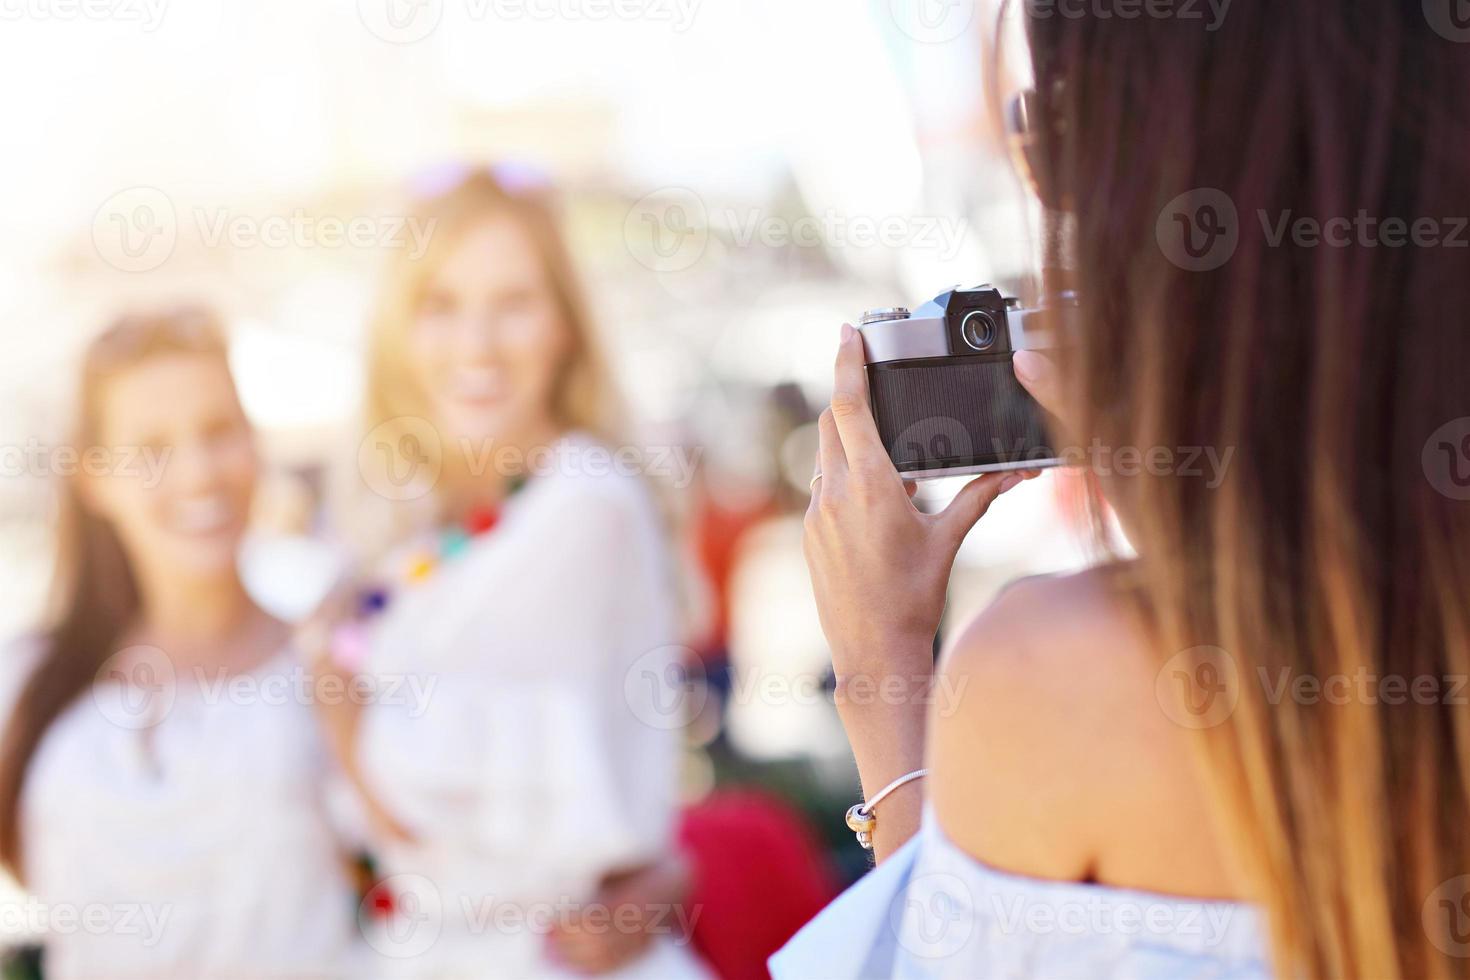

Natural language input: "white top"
[771,809,1269,980]
[13,642,355,979]
[354,432,706,978]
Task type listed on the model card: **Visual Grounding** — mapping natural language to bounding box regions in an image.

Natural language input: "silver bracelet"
[844,768,929,850]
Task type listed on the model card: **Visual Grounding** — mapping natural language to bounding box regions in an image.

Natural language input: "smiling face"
[407,215,571,451]
[83,352,258,580]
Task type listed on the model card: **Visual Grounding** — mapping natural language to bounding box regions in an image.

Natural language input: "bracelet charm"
[844,768,928,850]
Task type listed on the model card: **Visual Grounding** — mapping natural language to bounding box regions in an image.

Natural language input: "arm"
[296,589,414,843]
[802,324,1040,860]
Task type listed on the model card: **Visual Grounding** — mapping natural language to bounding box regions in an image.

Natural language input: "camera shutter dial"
[860,307,911,326]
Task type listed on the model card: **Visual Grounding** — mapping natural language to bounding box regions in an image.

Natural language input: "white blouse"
[14,643,355,979]
[771,809,1269,980]
[354,432,706,978]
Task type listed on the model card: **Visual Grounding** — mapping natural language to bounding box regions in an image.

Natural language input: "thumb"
[935,472,1018,542]
[1012,350,1063,419]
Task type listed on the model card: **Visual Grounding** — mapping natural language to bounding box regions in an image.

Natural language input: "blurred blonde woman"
[0,310,354,979]
[312,167,703,978]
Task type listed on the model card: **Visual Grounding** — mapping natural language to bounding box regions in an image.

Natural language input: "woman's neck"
[128,569,276,672]
[439,420,565,520]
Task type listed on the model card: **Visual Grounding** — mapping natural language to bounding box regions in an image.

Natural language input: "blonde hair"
[351,170,628,546]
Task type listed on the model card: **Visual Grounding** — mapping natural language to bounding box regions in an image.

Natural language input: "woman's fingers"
[815,406,847,491]
[1012,350,1063,420]
[934,472,1018,542]
[829,324,891,479]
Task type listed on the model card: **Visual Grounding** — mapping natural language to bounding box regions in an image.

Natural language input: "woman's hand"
[296,583,416,844]
[1012,348,1070,436]
[545,854,693,974]
[804,324,1029,681]
[803,323,1035,857]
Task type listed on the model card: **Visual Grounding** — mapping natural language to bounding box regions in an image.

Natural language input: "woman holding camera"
[781,3,1470,978]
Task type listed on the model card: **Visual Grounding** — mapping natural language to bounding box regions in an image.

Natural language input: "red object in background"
[689,491,775,660]
[678,790,839,980]
[465,504,500,535]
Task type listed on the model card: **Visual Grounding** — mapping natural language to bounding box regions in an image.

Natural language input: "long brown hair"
[0,308,232,879]
[1022,3,1470,976]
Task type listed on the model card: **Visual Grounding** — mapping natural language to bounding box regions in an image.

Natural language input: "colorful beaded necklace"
[327,477,527,670]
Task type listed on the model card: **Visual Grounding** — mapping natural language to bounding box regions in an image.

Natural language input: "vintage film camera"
[859,285,1073,478]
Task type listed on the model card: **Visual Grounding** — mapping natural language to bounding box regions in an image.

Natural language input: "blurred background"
[0,0,1102,963]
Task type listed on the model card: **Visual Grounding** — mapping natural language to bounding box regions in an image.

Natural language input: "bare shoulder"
[927,565,1243,898]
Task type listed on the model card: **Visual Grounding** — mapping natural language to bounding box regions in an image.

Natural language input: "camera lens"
[960,310,998,351]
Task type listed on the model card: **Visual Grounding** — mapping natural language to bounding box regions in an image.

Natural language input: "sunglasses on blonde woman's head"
[405,160,556,203]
